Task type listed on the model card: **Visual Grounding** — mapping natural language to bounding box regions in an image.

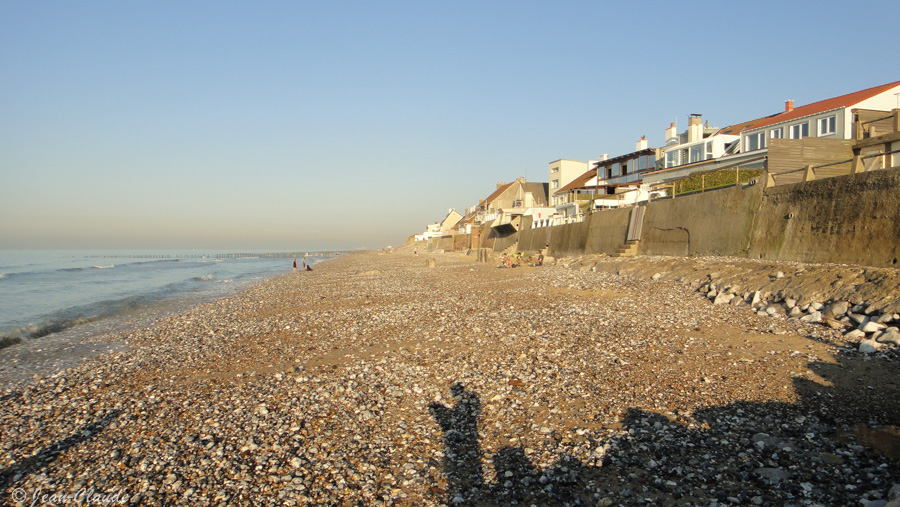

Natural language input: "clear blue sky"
[2,1,897,250]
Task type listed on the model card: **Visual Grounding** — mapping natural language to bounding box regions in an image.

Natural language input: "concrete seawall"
[428,167,900,268]
[748,167,900,267]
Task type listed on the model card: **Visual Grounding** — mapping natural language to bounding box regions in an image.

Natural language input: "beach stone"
[800,311,822,323]
[651,273,661,282]
[714,293,734,305]
[876,328,900,346]
[754,467,788,483]
[825,301,850,318]
[845,329,867,340]
[862,321,887,334]
[859,340,880,354]
[850,313,867,325]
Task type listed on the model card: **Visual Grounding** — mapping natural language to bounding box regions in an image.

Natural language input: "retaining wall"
[464,167,899,268]
[640,182,764,257]
[748,167,900,267]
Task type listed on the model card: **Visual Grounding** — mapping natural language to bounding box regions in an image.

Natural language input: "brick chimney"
[785,100,794,112]
[496,181,506,189]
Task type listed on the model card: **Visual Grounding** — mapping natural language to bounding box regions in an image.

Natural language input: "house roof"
[457,210,478,225]
[747,80,900,131]
[715,114,780,136]
[594,148,657,167]
[521,182,550,204]
[555,168,598,195]
[484,182,514,204]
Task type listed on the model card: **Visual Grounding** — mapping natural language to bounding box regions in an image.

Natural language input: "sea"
[0,249,325,385]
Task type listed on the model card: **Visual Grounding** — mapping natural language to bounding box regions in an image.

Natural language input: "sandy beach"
[1,250,899,505]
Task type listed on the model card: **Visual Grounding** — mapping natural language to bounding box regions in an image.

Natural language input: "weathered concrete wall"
[748,167,900,267]
[518,226,551,253]
[452,233,470,251]
[640,182,764,257]
[547,220,591,258]
[584,208,632,254]
[427,235,454,252]
[492,231,519,253]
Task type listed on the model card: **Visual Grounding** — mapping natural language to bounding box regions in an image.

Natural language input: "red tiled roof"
[554,168,598,195]
[747,80,900,131]
[715,114,780,136]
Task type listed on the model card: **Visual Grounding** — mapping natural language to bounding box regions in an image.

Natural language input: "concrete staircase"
[611,240,640,258]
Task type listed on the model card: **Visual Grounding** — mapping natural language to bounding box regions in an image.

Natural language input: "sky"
[1,1,898,251]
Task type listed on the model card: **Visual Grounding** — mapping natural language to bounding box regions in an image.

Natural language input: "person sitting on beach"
[305,264,312,271]
[500,253,508,268]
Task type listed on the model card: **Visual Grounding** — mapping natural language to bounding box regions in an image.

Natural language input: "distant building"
[548,159,592,207]
[415,209,462,242]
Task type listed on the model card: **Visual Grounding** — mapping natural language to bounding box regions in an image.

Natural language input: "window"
[705,141,714,160]
[611,163,621,177]
[665,150,679,167]
[621,162,628,175]
[747,132,766,151]
[551,179,559,189]
[551,166,559,173]
[769,128,782,139]
[789,122,809,139]
[818,115,836,136]
[689,144,704,163]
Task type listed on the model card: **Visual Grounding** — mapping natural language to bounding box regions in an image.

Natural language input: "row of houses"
[418,80,900,247]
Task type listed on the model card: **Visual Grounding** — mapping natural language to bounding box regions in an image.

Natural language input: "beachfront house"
[549,159,595,207]
[415,209,462,242]
[641,115,772,188]
[551,137,665,215]
[740,80,900,155]
[738,80,900,186]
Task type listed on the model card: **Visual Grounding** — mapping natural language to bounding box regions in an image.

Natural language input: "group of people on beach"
[500,250,543,268]
[293,258,311,272]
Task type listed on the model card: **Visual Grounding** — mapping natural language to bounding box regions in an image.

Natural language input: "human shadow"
[430,350,900,506]
[428,383,484,501]
[0,409,122,493]
[429,384,594,505]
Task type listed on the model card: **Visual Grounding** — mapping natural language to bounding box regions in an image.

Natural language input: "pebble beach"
[2,250,899,506]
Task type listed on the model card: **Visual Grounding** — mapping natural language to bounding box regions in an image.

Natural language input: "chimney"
[785,100,794,112]
[496,181,506,189]
[516,176,526,184]
[665,122,677,143]
[600,153,609,161]
[688,114,703,143]
[636,135,648,151]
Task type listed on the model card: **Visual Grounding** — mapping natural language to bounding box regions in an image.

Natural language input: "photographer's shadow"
[429,383,589,505]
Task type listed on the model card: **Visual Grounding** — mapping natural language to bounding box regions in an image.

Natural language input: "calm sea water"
[0,249,322,348]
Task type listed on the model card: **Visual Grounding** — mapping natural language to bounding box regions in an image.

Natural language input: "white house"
[740,80,900,153]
